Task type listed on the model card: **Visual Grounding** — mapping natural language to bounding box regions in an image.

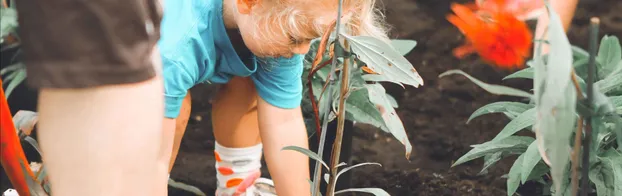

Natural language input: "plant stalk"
[569,70,585,196]
[312,1,344,195]
[326,39,350,196]
[580,17,599,196]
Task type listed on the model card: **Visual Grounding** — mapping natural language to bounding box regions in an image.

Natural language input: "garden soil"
[2,0,621,195]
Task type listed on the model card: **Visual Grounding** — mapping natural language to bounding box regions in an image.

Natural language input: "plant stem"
[326,39,350,196]
[580,17,599,196]
[570,116,583,196]
[312,1,344,195]
[570,70,585,196]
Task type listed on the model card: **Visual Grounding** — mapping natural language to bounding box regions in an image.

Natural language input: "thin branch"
[570,69,585,196]
[326,39,350,196]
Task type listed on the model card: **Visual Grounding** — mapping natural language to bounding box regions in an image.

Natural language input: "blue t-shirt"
[158,0,303,118]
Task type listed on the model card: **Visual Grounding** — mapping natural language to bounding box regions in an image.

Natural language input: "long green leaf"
[507,154,524,196]
[168,178,207,196]
[596,35,622,79]
[521,141,542,183]
[336,162,382,180]
[468,102,532,123]
[0,7,18,39]
[390,39,417,56]
[452,136,534,167]
[341,34,424,87]
[533,4,578,195]
[4,69,26,98]
[343,88,387,130]
[504,67,534,80]
[492,108,536,141]
[366,83,412,159]
[479,152,503,175]
[440,70,533,98]
[595,72,622,94]
[335,188,390,196]
[362,74,405,88]
[598,150,622,195]
[282,146,328,170]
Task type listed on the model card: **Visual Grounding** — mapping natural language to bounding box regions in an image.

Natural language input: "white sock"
[214,142,263,195]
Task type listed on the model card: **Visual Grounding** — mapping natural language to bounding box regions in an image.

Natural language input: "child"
[157,0,389,195]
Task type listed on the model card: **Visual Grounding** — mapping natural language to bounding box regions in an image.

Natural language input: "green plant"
[441,4,622,196]
[1,1,26,98]
[286,0,424,195]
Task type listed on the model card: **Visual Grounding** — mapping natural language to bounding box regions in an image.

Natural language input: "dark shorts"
[15,0,163,89]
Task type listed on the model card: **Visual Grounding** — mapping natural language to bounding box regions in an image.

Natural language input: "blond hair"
[251,0,390,48]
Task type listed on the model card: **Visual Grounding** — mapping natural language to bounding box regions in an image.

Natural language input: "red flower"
[447,2,533,69]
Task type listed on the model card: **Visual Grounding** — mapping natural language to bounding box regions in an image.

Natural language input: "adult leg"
[16,0,167,195]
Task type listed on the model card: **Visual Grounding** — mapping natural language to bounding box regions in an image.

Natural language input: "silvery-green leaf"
[526,162,550,182]
[504,67,534,80]
[452,136,534,167]
[282,146,328,170]
[440,70,533,98]
[0,7,18,39]
[385,93,399,108]
[492,108,536,141]
[343,88,387,131]
[535,84,576,196]
[507,154,524,196]
[336,162,381,180]
[598,149,622,195]
[366,83,412,159]
[390,39,417,56]
[362,74,405,88]
[596,35,622,79]
[168,178,207,196]
[572,45,589,60]
[468,102,532,123]
[479,152,504,175]
[335,188,390,196]
[12,110,38,136]
[341,34,424,87]
[595,72,622,94]
[541,3,573,103]
[521,141,542,183]
[4,68,26,98]
[533,4,578,194]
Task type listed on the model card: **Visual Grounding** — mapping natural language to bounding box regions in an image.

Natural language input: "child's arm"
[257,99,311,196]
[534,0,578,53]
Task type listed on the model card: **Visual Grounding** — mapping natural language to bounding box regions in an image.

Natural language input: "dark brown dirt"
[2,0,622,195]
[168,0,622,196]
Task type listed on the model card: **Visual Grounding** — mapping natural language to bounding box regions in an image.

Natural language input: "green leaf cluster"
[441,12,622,196]
[301,37,422,159]
[1,4,25,98]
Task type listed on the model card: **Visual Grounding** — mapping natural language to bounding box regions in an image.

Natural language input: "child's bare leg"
[212,77,264,195]
[212,77,261,147]
[169,92,192,173]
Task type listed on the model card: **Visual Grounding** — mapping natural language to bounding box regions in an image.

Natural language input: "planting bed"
[1,0,621,195]
[168,0,621,195]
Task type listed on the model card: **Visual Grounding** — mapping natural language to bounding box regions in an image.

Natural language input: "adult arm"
[534,0,579,53]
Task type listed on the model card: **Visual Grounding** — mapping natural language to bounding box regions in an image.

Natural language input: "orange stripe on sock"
[214,151,222,162]
[226,178,244,188]
[218,167,234,175]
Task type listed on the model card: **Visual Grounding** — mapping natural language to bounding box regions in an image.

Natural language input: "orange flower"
[447,2,533,69]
